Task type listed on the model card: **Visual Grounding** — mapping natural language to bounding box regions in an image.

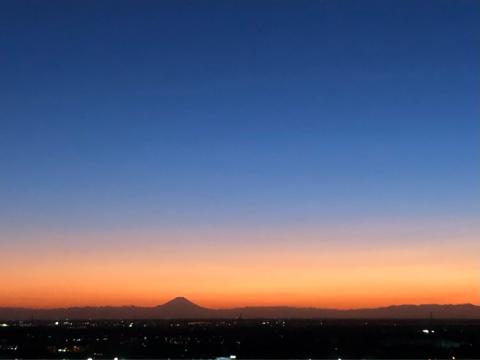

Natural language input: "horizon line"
[1,297,479,311]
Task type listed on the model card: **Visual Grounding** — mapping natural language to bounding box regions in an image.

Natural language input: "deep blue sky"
[1,0,479,232]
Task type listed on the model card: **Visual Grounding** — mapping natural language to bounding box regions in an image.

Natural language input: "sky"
[1,0,479,309]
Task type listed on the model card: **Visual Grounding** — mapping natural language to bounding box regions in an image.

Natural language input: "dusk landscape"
[1,0,479,358]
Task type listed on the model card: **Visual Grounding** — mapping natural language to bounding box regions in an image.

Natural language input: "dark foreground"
[1,319,479,359]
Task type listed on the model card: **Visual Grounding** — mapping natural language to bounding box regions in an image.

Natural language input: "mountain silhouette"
[159,296,204,310]
[152,297,214,318]
[1,297,480,320]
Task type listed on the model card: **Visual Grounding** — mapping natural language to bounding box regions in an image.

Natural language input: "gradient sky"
[1,0,479,308]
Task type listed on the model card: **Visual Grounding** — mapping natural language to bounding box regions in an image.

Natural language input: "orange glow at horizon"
[1,221,479,309]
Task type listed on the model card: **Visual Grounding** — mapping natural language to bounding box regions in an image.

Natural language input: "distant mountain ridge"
[1,297,480,320]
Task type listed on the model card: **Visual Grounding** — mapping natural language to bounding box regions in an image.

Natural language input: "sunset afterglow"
[1,0,478,311]
[2,219,478,308]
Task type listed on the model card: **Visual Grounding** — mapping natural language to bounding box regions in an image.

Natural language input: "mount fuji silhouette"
[1,297,480,320]
[161,296,201,309]
[153,297,214,318]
